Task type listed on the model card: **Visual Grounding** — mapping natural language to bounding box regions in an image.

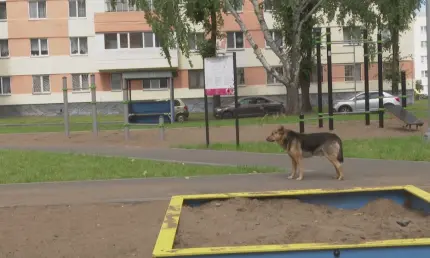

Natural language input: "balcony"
[93,33,178,71]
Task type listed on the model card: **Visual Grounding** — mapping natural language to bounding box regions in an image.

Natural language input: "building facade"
[413,15,429,95]
[0,0,416,115]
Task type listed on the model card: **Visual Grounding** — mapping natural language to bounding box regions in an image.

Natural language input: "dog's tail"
[337,139,344,163]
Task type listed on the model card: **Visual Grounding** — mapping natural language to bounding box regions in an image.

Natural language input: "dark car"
[214,96,285,119]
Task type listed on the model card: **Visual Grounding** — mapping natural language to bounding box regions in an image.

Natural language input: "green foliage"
[415,80,424,91]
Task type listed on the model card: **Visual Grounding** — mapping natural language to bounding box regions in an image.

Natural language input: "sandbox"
[153,186,430,257]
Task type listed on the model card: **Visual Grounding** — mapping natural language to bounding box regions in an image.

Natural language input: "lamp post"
[425,0,430,142]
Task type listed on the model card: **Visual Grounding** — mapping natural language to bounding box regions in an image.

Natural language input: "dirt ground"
[175,198,430,248]
[0,201,168,258]
[0,119,427,149]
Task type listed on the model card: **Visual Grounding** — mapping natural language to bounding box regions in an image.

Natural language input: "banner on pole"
[204,55,234,96]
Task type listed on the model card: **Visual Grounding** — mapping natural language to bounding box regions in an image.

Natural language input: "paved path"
[0,145,429,207]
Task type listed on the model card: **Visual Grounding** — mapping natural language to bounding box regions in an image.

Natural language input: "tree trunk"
[300,77,312,112]
[285,86,300,114]
[391,28,400,95]
[299,39,313,113]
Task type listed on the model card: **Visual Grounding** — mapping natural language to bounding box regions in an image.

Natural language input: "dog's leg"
[326,156,344,180]
[287,154,297,179]
[295,155,304,181]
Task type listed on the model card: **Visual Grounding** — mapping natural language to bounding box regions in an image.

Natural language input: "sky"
[418,1,426,16]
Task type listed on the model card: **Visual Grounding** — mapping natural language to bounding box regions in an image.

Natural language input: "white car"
[333,91,401,113]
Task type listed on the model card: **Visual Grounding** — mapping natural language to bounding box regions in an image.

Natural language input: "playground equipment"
[153,185,430,257]
[62,75,98,137]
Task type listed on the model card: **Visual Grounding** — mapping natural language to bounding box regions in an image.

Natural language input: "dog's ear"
[277,125,284,132]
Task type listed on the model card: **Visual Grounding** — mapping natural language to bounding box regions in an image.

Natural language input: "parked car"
[333,91,401,113]
[214,96,285,119]
[157,98,189,122]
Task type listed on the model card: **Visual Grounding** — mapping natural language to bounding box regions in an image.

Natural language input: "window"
[143,32,160,48]
[188,32,204,51]
[239,98,257,105]
[228,0,243,12]
[237,67,245,85]
[421,26,427,34]
[0,77,11,95]
[422,56,427,64]
[369,92,380,100]
[0,39,9,57]
[111,73,122,91]
[227,32,244,49]
[70,37,88,55]
[29,0,46,19]
[263,0,274,11]
[422,70,428,78]
[256,97,269,104]
[32,75,50,94]
[188,69,204,89]
[72,74,90,91]
[69,0,86,18]
[143,78,169,89]
[311,65,324,83]
[265,30,283,48]
[422,41,427,48]
[104,33,118,49]
[342,26,361,45]
[30,38,48,56]
[0,2,7,20]
[105,0,139,12]
[266,66,283,85]
[344,64,361,81]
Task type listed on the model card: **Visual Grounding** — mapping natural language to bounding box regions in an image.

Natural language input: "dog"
[266,125,344,181]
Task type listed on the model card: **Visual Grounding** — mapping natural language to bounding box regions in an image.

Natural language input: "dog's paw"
[296,177,303,181]
[337,176,344,181]
[287,175,294,179]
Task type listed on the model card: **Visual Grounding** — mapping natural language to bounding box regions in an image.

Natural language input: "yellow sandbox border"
[153,185,430,257]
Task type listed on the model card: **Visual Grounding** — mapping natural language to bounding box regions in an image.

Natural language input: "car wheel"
[222,111,234,119]
[338,105,352,113]
[384,103,395,109]
[176,114,186,123]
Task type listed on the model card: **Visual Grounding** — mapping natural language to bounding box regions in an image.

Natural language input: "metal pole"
[203,57,210,147]
[326,27,334,131]
[315,28,323,128]
[122,78,130,141]
[401,71,407,108]
[233,52,240,147]
[426,0,430,142]
[62,76,70,138]
[170,77,175,124]
[377,29,384,128]
[363,29,370,126]
[353,34,357,112]
[299,113,305,133]
[90,74,98,136]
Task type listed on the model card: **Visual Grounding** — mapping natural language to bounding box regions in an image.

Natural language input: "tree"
[225,0,324,114]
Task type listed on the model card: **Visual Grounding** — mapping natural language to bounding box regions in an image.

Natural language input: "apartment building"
[0,0,415,114]
[413,15,429,94]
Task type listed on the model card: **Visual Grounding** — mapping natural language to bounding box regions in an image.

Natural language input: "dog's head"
[266,125,288,143]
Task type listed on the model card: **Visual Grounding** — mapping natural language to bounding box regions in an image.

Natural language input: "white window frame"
[70,37,88,55]
[69,0,87,18]
[266,66,284,85]
[188,69,204,89]
[72,74,90,92]
[236,67,245,86]
[421,41,427,49]
[104,33,150,49]
[110,73,122,91]
[344,64,362,82]
[32,75,50,94]
[0,39,9,58]
[105,0,138,12]
[342,26,361,46]
[265,30,283,49]
[422,56,427,64]
[30,38,49,57]
[28,0,47,19]
[422,70,428,78]
[226,31,244,50]
[421,26,427,34]
[0,76,11,95]
[142,78,169,90]
[188,32,204,51]
[0,2,7,21]
[263,0,274,12]
[143,32,161,48]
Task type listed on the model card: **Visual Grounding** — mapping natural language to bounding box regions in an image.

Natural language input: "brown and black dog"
[266,125,344,181]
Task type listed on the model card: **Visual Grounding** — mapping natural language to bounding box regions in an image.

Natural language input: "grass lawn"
[179,136,430,162]
[0,150,280,184]
[0,100,428,134]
